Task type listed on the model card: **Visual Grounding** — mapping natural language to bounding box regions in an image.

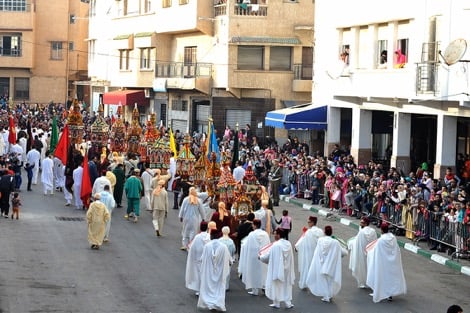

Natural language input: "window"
[300,46,313,79]
[269,46,292,71]
[51,41,63,60]
[90,0,96,16]
[395,38,408,68]
[0,34,21,56]
[124,0,139,15]
[143,0,152,13]
[119,49,130,70]
[0,77,9,96]
[0,0,26,11]
[162,0,171,8]
[237,46,264,70]
[172,98,188,111]
[88,39,96,64]
[184,46,197,77]
[14,77,29,100]
[179,0,189,4]
[69,42,74,52]
[377,40,388,68]
[140,47,152,69]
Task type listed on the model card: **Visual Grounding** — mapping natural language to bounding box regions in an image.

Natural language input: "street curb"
[280,195,470,277]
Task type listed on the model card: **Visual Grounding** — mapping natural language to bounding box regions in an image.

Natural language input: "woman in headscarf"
[179,186,206,250]
[210,201,233,239]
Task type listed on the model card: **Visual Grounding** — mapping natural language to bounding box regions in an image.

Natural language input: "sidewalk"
[280,194,470,278]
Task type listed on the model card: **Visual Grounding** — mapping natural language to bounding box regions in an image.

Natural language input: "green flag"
[50,115,59,153]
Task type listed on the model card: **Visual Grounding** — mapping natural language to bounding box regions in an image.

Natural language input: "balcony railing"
[415,61,439,95]
[234,3,268,16]
[293,64,312,80]
[0,2,32,12]
[0,48,21,57]
[155,62,212,78]
[214,2,268,17]
[214,2,227,16]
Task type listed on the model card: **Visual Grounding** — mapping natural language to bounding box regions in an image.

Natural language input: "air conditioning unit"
[144,88,152,98]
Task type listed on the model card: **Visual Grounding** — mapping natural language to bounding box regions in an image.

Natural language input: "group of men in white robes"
[184,210,407,310]
[185,221,233,312]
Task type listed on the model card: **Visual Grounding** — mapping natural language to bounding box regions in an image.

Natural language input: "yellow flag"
[169,127,177,158]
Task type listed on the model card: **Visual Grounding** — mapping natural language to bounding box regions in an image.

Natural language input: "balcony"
[214,1,268,17]
[292,63,312,92]
[415,62,439,96]
[155,62,212,94]
[0,48,21,57]
[0,4,34,29]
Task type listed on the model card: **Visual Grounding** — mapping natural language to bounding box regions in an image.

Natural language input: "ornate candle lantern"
[139,113,160,163]
[206,151,221,199]
[67,99,84,145]
[89,102,109,157]
[110,105,126,153]
[176,133,195,182]
[194,142,210,187]
[127,104,142,155]
[149,136,172,170]
[216,151,236,205]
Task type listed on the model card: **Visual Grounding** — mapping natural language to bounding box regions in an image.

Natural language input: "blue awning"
[265,103,327,130]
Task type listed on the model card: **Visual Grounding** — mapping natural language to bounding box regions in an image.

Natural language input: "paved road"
[0,180,468,313]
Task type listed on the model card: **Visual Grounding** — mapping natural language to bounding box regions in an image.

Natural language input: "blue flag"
[207,121,220,163]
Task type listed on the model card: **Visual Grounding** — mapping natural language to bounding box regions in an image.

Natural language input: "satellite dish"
[326,61,348,80]
[442,38,467,66]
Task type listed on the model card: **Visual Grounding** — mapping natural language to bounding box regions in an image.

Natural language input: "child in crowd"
[11,192,21,220]
[276,210,292,240]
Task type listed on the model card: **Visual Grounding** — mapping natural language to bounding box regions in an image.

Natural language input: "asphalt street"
[0,177,468,313]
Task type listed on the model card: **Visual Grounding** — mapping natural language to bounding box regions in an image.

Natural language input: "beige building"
[0,0,89,106]
[88,0,314,146]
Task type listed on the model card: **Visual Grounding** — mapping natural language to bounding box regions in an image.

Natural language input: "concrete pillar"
[434,114,457,179]
[390,112,411,175]
[325,106,341,155]
[350,107,372,165]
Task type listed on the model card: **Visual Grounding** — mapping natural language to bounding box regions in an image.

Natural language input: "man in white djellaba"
[26,146,40,185]
[295,215,323,290]
[197,228,231,312]
[185,221,213,296]
[238,218,270,296]
[366,223,407,303]
[179,186,206,250]
[348,216,378,289]
[41,151,54,195]
[260,228,295,309]
[306,225,342,303]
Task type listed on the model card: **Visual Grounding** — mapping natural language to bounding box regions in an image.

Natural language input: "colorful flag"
[169,127,177,158]
[54,124,69,165]
[49,116,59,153]
[80,151,92,209]
[8,115,16,145]
[207,120,220,163]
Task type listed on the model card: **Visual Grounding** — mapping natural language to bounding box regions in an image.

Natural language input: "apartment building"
[0,0,89,105]
[314,0,470,177]
[88,0,314,146]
